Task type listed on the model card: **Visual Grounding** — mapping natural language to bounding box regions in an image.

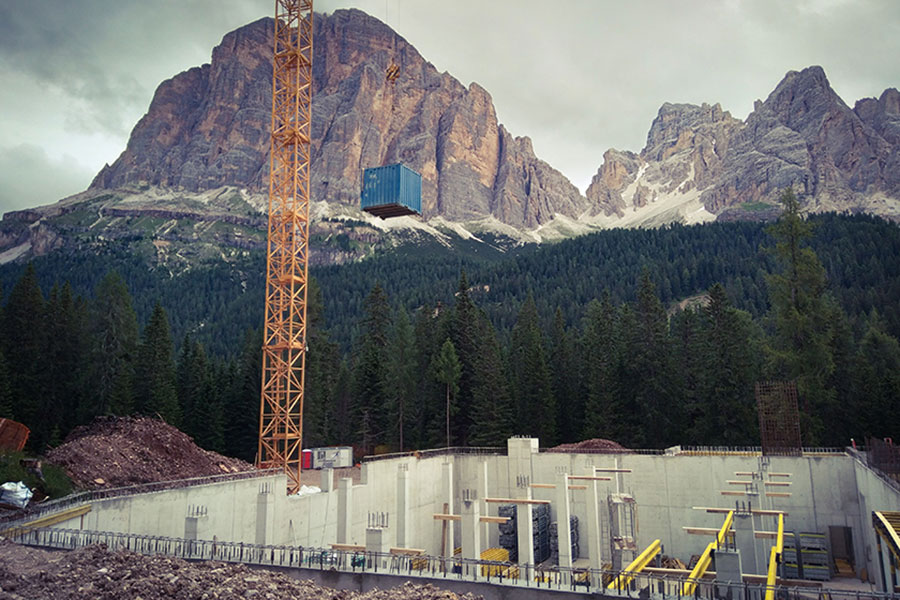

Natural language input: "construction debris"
[546,438,627,453]
[0,540,484,600]
[46,416,254,489]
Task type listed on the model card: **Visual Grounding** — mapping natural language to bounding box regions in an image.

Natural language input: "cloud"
[0,144,94,214]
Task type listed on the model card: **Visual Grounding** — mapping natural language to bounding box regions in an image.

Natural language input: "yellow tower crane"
[257,0,314,495]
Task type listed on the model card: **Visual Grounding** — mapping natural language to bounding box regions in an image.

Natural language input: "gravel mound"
[0,540,483,600]
[546,438,627,453]
[46,416,255,489]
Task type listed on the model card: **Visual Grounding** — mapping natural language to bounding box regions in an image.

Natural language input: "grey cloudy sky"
[1,0,898,214]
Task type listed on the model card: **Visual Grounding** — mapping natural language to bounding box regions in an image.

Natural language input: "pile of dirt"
[546,438,627,453]
[46,416,255,489]
[0,540,483,600]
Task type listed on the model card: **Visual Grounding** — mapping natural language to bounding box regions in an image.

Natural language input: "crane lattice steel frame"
[257,0,313,495]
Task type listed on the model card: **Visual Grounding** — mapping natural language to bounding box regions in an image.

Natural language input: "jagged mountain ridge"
[1,11,898,267]
[587,67,900,226]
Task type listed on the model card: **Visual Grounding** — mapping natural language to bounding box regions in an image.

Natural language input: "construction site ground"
[0,539,483,600]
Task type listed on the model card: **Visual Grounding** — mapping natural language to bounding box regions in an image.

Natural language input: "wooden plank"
[390,547,425,555]
[433,513,462,521]
[735,471,756,476]
[684,527,736,536]
[568,475,612,481]
[769,472,792,478]
[755,531,778,539]
[568,484,588,490]
[594,468,632,473]
[766,492,792,498]
[694,506,788,516]
[484,497,551,505]
[331,543,365,551]
[479,516,510,524]
[2,504,92,537]
[721,491,748,496]
[530,483,556,489]
[764,481,792,486]
[727,480,755,485]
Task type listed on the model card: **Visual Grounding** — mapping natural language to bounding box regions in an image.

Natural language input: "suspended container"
[361,163,422,219]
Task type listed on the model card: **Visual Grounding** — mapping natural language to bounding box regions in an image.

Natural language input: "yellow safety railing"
[765,513,785,600]
[607,538,661,590]
[682,510,733,596]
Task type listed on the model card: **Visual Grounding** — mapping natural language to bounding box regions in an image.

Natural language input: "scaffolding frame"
[257,0,313,495]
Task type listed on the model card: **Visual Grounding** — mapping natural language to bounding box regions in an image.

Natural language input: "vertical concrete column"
[733,513,759,574]
[461,497,481,563]
[184,506,208,541]
[586,478,603,574]
[396,467,409,548]
[337,477,353,544]
[517,501,535,581]
[256,483,273,546]
[441,462,455,554]
[479,460,490,546]
[557,473,573,573]
[320,467,334,493]
[366,527,389,569]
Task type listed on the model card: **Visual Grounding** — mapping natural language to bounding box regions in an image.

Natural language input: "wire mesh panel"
[756,381,802,456]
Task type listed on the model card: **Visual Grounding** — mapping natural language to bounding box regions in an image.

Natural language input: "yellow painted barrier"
[607,538,662,590]
[682,510,734,595]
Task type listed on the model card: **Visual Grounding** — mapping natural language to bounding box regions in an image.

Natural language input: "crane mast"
[258,0,313,495]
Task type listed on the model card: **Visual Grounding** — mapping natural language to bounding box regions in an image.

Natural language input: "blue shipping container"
[361,163,422,219]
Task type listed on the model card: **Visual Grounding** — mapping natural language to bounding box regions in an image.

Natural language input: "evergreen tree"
[224,329,262,462]
[0,349,12,419]
[449,272,480,446]
[384,307,417,451]
[468,315,513,446]
[304,279,340,448]
[696,283,762,444]
[549,307,581,443]
[135,302,180,424]
[432,338,461,448]
[44,283,89,445]
[85,271,140,419]
[764,188,836,444]
[854,314,900,439]
[581,293,619,441]
[670,306,705,443]
[623,270,676,447]
[351,283,391,453]
[2,264,46,432]
[508,293,556,445]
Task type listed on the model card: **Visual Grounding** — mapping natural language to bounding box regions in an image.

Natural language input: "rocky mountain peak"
[89,10,587,231]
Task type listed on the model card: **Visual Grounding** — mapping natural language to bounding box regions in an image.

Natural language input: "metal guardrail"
[14,527,891,600]
[362,447,506,464]
[0,469,281,527]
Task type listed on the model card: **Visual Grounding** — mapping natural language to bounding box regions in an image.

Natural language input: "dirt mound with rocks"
[547,438,627,453]
[46,416,255,489]
[0,540,483,600]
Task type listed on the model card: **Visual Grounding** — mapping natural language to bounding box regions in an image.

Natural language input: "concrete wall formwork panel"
[56,475,288,543]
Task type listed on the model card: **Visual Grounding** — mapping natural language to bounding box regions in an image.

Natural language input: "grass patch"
[0,451,73,500]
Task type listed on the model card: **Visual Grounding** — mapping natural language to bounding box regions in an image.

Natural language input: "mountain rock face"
[2,14,898,269]
[91,10,587,229]
[589,67,900,224]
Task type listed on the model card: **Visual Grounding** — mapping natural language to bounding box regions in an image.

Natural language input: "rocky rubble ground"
[46,417,255,489]
[547,438,626,453]
[0,540,483,600]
